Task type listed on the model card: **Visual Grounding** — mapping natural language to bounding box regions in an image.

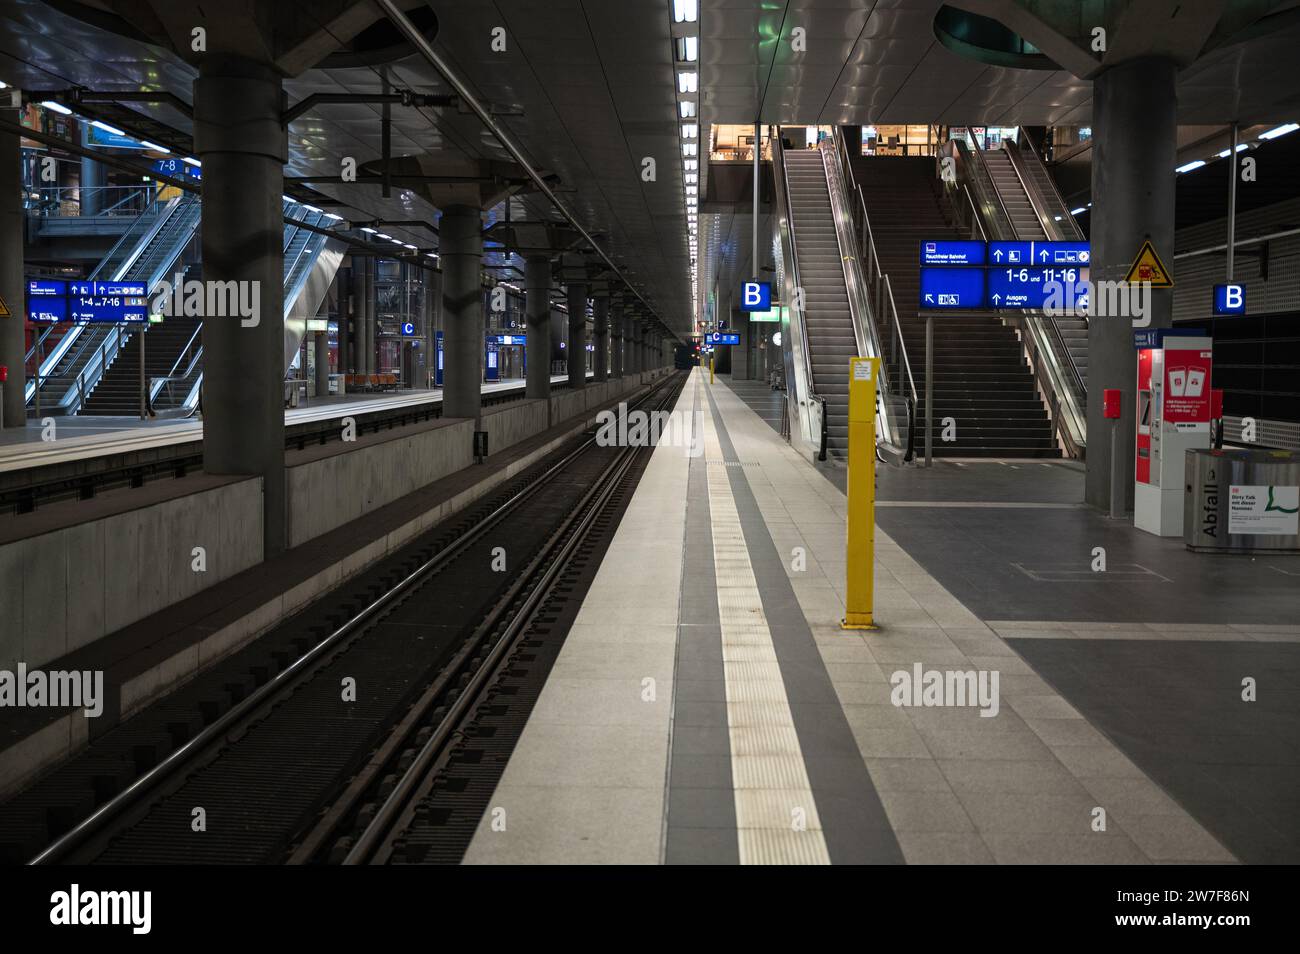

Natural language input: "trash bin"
[1184,447,1300,552]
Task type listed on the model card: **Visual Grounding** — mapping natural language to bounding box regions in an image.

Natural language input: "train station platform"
[0,375,566,475]
[463,367,1299,865]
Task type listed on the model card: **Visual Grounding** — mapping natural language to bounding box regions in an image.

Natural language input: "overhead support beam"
[375,0,677,343]
[35,88,195,118]
[280,90,457,126]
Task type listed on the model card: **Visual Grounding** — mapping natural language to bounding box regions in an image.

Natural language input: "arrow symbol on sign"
[994,249,1003,261]
[1040,249,1049,262]
[925,294,934,303]
[992,293,1002,304]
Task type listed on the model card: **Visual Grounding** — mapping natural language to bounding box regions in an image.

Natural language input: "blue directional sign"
[27,279,67,298]
[401,321,416,336]
[740,281,771,312]
[1029,241,1090,265]
[920,240,986,266]
[987,266,1086,309]
[988,242,1033,266]
[28,297,68,323]
[152,157,202,181]
[920,267,985,309]
[1213,283,1246,316]
[708,332,741,345]
[67,280,149,323]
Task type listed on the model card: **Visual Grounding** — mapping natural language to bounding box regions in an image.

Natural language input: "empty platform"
[460,367,1300,865]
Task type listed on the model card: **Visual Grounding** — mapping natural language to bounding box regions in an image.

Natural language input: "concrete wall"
[286,419,475,548]
[483,399,549,454]
[0,477,263,671]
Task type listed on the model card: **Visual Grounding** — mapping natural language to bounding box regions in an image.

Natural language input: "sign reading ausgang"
[740,281,771,312]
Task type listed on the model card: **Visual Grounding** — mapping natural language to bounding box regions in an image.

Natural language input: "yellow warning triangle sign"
[0,295,10,318]
[1125,239,1174,287]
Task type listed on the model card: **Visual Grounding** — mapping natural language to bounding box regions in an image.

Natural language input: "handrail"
[998,140,1056,239]
[831,129,916,461]
[951,140,1087,456]
[1013,128,1084,239]
[770,127,826,460]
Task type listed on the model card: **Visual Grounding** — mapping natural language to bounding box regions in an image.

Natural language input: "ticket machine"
[1135,329,1213,536]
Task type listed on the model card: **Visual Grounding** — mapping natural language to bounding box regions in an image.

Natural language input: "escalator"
[25,194,201,414]
[950,131,1089,454]
[771,131,911,463]
[783,149,856,456]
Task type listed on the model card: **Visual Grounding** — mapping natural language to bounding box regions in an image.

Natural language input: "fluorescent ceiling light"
[682,143,697,156]
[404,243,416,249]
[390,238,403,244]
[679,100,696,118]
[1175,159,1205,174]
[684,159,698,171]
[181,156,201,167]
[1217,143,1249,158]
[323,212,343,221]
[376,232,392,239]
[685,173,698,184]
[675,36,698,62]
[361,227,378,233]
[677,71,697,94]
[1258,123,1299,140]
[90,120,126,137]
[673,0,698,24]
[1070,207,1087,215]
[140,141,170,153]
[41,100,73,115]
[301,204,322,213]
[682,124,698,138]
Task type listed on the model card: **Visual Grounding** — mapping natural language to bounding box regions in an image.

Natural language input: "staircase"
[856,158,1059,458]
[79,318,202,415]
[784,149,855,457]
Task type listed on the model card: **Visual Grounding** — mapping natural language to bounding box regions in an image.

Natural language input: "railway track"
[7,372,684,865]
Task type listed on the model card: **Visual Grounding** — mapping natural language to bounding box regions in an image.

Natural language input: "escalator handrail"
[1012,128,1085,240]
[771,128,827,459]
[830,132,916,454]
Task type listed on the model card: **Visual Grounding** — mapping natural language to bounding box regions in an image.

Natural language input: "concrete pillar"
[610,305,624,379]
[314,331,329,397]
[1085,57,1177,512]
[193,56,288,555]
[631,321,642,374]
[80,155,105,217]
[421,270,435,389]
[0,126,25,428]
[348,257,364,374]
[524,255,551,400]
[732,313,751,380]
[440,204,483,420]
[592,295,609,382]
[567,280,587,389]
[362,257,376,375]
[335,267,349,394]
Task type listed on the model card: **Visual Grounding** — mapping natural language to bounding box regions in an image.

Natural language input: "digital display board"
[916,240,1090,311]
[25,278,149,323]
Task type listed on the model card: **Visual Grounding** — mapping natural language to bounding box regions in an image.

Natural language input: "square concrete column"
[592,296,609,382]
[193,56,288,555]
[524,255,551,400]
[1085,56,1177,512]
[610,304,624,378]
[567,281,588,389]
[440,204,485,421]
[0,126,25,428]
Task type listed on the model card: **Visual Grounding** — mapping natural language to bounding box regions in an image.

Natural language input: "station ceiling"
[1,0,1298,337]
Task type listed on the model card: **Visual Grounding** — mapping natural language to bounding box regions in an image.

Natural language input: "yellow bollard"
[709,354,715,384]
[842,356,879,630]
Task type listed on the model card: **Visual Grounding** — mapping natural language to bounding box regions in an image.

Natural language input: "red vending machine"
[1134,329,1213,536]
